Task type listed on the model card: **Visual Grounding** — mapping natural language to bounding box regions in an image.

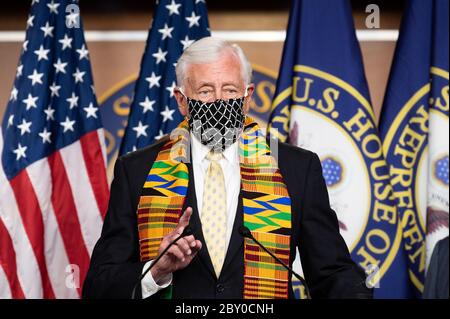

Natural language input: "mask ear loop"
[178,87,187,99]
[178,88,191,121]
[242,85,250,124]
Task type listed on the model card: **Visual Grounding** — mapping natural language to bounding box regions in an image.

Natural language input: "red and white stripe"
[0,129,109,299]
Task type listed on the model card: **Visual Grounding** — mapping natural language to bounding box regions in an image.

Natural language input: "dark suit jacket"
[423,236,449,299]
[82,136,372,299]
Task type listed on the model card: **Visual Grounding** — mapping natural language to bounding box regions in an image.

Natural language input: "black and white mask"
[181,88,248,152]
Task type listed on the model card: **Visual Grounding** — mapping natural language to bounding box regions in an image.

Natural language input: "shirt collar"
[190,133,239,165]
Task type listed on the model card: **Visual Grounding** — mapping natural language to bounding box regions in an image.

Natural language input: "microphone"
[131,226,193,299]
[239,226,311,299]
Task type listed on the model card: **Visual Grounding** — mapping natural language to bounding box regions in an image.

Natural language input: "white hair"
[175,36,253,89]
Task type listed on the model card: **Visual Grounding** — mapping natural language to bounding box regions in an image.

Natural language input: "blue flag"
[119,0,210,155]
[268,0,410,298]
[380,0,449,298]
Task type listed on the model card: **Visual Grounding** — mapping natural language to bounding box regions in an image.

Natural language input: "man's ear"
[243,83,255,114]
[174,88,188,116]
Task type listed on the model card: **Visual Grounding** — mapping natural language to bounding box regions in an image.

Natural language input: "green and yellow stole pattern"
[137,117,292,299]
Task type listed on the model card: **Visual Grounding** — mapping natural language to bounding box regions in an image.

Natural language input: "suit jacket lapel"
[220,191,244,277]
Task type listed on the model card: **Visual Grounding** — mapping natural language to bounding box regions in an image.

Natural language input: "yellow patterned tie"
[201,151,227,277]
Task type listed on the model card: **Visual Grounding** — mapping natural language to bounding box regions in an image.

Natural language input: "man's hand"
[150,207,202,283]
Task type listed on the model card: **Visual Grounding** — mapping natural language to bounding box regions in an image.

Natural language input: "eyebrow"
[222,83,239,88]
[196,82,239,89]
[196,82,214,88]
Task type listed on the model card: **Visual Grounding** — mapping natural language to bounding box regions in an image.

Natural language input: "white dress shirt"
[141,134,241,298]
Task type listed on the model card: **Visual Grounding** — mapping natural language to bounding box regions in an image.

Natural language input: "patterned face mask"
[181,88,248,152]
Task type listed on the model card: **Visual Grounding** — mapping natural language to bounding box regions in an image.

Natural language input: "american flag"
[0,0,109,298]
[119,0,210,155]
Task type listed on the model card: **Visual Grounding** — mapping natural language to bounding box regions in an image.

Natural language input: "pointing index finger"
[175,207,192,234]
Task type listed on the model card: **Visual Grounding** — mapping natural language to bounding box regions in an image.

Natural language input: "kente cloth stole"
[136,117,292,299]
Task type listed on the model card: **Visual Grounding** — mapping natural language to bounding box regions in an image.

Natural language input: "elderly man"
[83,37,372,299]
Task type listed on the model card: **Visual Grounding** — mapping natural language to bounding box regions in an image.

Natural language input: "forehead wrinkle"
[185,51,244,84]
[196,81,215,88]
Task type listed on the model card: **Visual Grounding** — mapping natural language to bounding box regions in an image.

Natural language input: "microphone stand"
[131,227,193,299]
